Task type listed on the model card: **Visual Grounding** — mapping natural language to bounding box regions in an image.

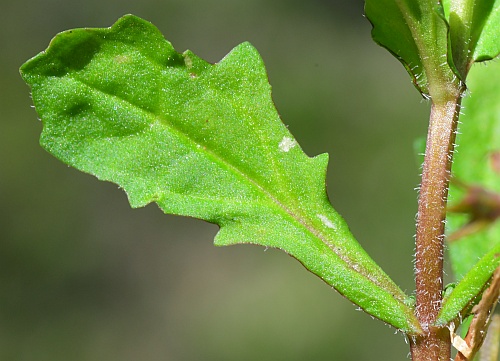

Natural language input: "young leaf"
[20,15,420,333]
[365,0,455,98]
[435,244,500,326]
[441,0,500,80]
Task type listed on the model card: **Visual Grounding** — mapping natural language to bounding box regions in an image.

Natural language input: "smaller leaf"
[442,0,500,80]
[444,268,500,360]
[365,0,455,97]
[365,0,426,94]
[458,268,500,360]
[435,246,500,326]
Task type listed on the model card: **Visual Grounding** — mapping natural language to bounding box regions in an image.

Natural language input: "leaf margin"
[20,14,421,333]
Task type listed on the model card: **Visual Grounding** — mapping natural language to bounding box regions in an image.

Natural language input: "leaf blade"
[436,245,500,326]
[442,0,500,79]
[21,15,420,332]
[365,0,454,97]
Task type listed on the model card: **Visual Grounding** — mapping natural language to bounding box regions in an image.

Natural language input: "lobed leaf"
[20,15,420,332]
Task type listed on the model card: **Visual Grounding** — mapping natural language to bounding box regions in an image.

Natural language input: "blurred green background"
[2,0,431,360]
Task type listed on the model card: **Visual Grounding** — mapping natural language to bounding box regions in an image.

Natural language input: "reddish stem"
[411,92,463,361]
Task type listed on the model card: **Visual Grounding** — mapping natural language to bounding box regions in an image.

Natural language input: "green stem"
[410,87,464,360]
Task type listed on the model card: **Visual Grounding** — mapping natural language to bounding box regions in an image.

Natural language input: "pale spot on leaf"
[279,136,296,152]
[318,214,336,230]
[114,55,130,63]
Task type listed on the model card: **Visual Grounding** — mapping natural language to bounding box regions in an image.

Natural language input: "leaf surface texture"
[20,15,419,332]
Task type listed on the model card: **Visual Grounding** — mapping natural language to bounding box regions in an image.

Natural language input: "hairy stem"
[416,97,461,328]
[411,88,463,361]
[410,327,452,361]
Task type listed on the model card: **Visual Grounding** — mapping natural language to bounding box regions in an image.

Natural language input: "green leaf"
[20,15,420,333]
[435,244,500,326]
[442,0,500,80]
[365,0,455,98]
